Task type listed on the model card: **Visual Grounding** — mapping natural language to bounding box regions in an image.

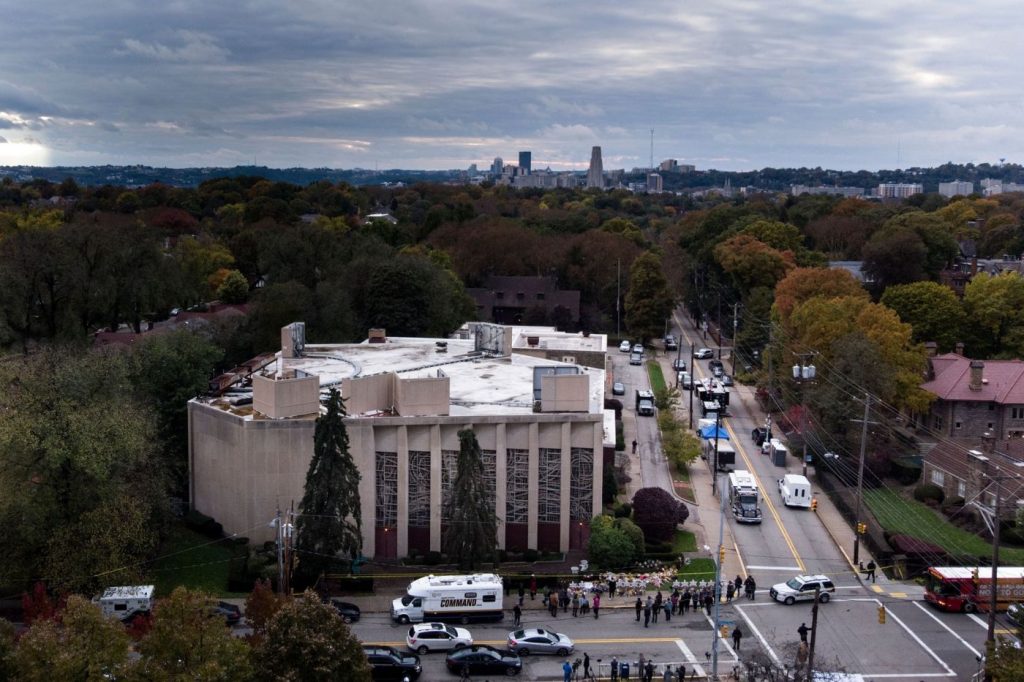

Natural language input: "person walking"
[732,624,743,651]
[583,652,591,678]
[513,603,522,627]
[593,593,601,619]
[635,597,643,621]
[866,560,877,583]
[632,439,638,454]
[563,659,573,682]
[798,622,809,643]
[530,575,537,600]
[572,592,580,617]
[643,600,652,627]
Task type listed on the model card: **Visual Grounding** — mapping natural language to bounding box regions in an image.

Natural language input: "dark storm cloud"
[0,1,1022,169]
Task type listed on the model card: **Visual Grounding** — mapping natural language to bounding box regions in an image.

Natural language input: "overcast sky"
[1,1,1022,172]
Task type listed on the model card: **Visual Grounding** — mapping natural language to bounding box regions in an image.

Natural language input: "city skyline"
[1,2,1023,172]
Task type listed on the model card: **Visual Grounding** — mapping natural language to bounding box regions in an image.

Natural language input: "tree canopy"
[443,429,498,570]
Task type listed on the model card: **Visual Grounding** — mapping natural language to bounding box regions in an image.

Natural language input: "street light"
[792,358,816,477]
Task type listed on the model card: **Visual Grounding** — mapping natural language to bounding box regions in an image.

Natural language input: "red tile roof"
[922,353,1024,404]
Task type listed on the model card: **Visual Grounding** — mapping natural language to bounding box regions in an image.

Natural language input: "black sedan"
[330,598,361,624]
[211,601,242,626]
[446,645,522,677]
[671,358,686,371]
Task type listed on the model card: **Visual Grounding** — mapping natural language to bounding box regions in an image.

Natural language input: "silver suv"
[769,574,836,605]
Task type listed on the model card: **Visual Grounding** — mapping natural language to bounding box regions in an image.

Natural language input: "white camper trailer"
[391,573,504,625]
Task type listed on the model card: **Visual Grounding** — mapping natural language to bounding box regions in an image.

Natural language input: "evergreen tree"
[624,252,674,343]
[295,388,362,585]
[443,429,498,570]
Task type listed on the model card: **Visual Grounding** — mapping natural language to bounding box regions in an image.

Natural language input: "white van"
[94,585,155,622]
[778,474,812,508]
[391,573,504,625]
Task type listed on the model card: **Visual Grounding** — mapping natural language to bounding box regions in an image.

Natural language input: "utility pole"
[688,343,695,430]
[792,354,816,478]
[987,468,1001,645]
[712,477,726,679]
[853,394,871,565]
[732,302,739,375]
[807,586,821,681]
[712,408,721,494]
[616,259,621,338]
[283,501,295,596]
[274,506,284,595]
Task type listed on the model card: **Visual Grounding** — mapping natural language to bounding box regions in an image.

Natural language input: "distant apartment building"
[659,159,678,173]
[466,275,580,326]
[518,151,531,175]
[587,146,604,189]
[981,179,1024,197]
[877,183,924,199]
[790,185,865,198]
[646,173,663,193]
[509,171,580,189]
[938,180,974,198]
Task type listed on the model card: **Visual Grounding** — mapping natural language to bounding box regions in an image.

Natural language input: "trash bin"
[619,662,630,679]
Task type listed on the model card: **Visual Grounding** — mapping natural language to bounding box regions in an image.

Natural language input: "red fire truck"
[924,566,1024,613]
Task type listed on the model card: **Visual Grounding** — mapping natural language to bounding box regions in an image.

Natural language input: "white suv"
[405,622,473,654]
[769,575,836,605]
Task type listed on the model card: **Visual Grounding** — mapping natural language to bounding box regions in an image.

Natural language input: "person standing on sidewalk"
[610,656,619,681]
[513,603,522,627]
[866,560,877,583]
[643,600,652,627]
[593,593,601,619]
[635,597,643,621]
[572,592,580,617]
[632,439,638,454]
[798,622,809,643]
[518,584,525,606]
[530,575,537,600]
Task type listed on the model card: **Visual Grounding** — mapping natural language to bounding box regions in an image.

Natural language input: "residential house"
[922,435,1024,520]
[921,352,1024,439]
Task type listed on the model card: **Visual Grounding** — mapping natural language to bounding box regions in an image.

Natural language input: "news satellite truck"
[391,573,504,625]
[94,585,155,622]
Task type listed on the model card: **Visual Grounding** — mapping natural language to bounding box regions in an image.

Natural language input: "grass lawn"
[864,488,1024,564]
[148,523,248,598]
[678,558,716,582]
[671,529,698,554]
[647,361,667,393]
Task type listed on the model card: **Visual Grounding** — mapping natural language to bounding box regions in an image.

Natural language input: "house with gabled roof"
[922,436,1024,520]
[921,352,1024,439]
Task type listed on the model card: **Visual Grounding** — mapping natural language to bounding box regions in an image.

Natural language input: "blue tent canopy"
[699,425,730,440]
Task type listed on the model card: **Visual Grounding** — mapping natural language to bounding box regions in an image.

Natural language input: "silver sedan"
[506,627,575,656]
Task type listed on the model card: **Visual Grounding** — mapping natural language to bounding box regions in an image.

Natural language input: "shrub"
[424,551,443,566]
[913,483,945,505]
[632,487,689,543]
[614,502,632,518]
[604,464,619,504]
[614,517,645,560]
[183,510,224,539]
[588,515,636,569]
[523,549,539,563]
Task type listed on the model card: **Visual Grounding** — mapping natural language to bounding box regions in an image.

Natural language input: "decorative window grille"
[506,448,529,523]
[481,449,497,513]
[408,450,431,527]
[375,451,398,527]
[569,447,594,521]
[441,449,458,521]
[538,447,561,522]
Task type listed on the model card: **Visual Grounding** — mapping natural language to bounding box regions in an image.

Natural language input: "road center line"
[912,601,983,658]
[744,564,803,571]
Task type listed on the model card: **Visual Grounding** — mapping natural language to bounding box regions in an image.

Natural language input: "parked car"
[694,348,714,359]
[330,598,361,624]
[721,375,733,387]
[619,340,632,353]
[211,601,242,626]
[1008,602,1023,626]
[712,365,724,378]
[446,645,522,676]
[679,371,692,390]
[612,381,625,396]
[664,335,678,350]
[363,645,422,681]
[769,575,836,605]
[506,628,575,656]
[709,359,724,371]
[406,622,473,654]
[671,358,687,371]
[632,343,644,354]
[751,427,767,446]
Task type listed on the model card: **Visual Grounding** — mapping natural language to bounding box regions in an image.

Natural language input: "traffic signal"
[719,546,726,563]
[878,606,886,624]
[811,498,818,512]
[720,625,730,639]
[857,522,867,535]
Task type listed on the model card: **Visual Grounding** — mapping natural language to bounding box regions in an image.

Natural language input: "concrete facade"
[189,323,608,559]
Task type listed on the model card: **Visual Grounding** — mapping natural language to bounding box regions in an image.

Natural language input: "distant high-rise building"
[647,173,663,193]
[659,159,678,172]
[587,146,604,189]
[491,157,504,176]
[518,151,531,175]
[938,180,974,198]
[877,182,923,199]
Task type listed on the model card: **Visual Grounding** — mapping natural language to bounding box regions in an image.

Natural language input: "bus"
[923,565,1024,613]
[728,470,762,523]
